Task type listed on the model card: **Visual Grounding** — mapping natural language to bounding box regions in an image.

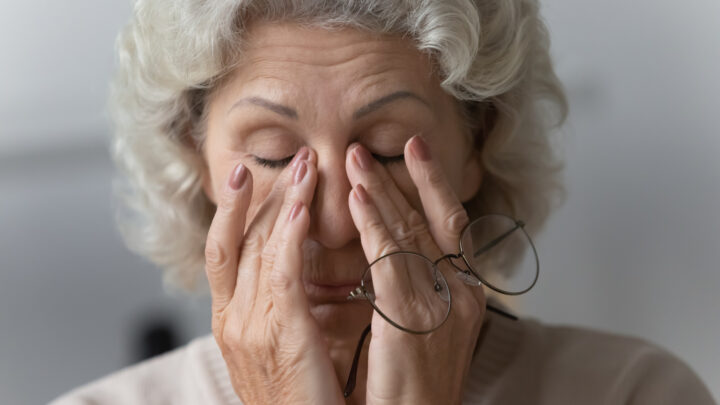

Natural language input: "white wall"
[0,0,127,156]
[1,1,718,403]
[523,0,720,398]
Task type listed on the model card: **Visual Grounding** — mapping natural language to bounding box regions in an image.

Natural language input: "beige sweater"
[49,311,716,404]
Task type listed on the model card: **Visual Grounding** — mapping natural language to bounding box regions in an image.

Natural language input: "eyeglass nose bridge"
[433,253,484,286]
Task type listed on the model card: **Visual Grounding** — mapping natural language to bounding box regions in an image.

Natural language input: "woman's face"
[201,21,482,338]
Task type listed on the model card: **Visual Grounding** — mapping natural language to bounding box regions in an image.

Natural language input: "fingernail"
[229,163,247,190]
[288,201,303,221]
[291,147,309,167]
[354,184,370,204]
[294,161,307,184]
[410,136,432,161]
[353,145,373,170]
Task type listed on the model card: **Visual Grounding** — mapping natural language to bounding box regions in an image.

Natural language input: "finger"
[348,184,413,300]
[264,154,318,250]
[204,163,252,309]
[270,201,313,320]
[346,144,418,250]
[236,148,314,302]
[261,156,318,307]
[346,143,445,278]
[405,135,470,255]
[242,147,313,247]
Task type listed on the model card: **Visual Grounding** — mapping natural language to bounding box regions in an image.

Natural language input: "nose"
[307,147,359,249]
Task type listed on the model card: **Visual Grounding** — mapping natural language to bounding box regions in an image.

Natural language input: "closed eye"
[253,155,295,169]
[373,154,405,165]
[253,153,405,169]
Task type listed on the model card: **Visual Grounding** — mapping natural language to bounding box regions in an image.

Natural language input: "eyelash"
[253,155,295,169]
[253,153,405,169]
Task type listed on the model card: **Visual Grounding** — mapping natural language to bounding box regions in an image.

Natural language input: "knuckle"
[242,232,266,254]
[389,221,415,247]
[269,269,292,293]
[442,207,470,238]
[221,321,247,352]
[406,209,429,235]
[376,239,399,257]
[204,236,229,269]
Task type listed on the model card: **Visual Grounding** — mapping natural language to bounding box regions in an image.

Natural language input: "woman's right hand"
[203,147,344,405]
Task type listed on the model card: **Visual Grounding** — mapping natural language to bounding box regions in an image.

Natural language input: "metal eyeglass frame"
[341,213,539,397]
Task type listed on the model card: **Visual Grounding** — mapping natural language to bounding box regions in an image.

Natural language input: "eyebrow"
[227,90,430,120]
[352,91,430,120]
[227,96,298,119]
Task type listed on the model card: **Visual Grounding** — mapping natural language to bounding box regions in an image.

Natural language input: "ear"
[458,146,483,203]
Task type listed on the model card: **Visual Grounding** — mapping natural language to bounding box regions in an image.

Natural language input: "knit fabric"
[49,311,716,404]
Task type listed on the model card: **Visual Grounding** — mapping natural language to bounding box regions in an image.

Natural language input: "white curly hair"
[110,0,567,294]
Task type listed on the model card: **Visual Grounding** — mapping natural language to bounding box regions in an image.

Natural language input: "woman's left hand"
[345,135,487,405]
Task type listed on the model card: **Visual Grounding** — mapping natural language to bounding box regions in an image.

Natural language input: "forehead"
[242,21,428,66]
[213,21,444,117]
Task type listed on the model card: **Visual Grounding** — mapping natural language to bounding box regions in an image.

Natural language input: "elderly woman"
[52,0,714,404]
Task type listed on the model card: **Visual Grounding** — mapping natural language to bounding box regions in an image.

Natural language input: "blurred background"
[1,0,718,403]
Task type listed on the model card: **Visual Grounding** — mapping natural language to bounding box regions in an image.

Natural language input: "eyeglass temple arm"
[472,221,524,258]
[343,323,372,398]
[486,303,518,320]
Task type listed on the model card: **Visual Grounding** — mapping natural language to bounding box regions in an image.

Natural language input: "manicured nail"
[410,136,432,161]
[291,147,309,167]
[229,163,247,190]
[354,184,370,204]
[294,161,307,184]
[288,201,303,221]
[353,145,373,170]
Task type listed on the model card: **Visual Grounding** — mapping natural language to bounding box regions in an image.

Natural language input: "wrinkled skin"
[201,21,486,405]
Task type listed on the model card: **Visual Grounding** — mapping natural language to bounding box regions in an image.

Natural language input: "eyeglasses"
[342,213,539,397]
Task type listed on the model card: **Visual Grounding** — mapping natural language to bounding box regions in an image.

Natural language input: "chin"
[310,301,372,341]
